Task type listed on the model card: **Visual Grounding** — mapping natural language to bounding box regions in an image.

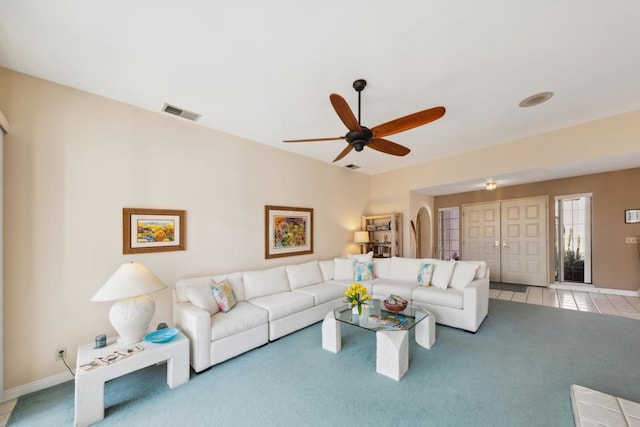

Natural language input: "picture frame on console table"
[123,208,186,254]
[265,205,313,259]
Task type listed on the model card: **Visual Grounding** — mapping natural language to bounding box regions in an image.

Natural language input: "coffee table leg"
[376,330,408,381]
[322,310,341,353]
[415,309,436,349]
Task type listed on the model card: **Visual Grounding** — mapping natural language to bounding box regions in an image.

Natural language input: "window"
[555,195,592,284]
[439,207,460,260]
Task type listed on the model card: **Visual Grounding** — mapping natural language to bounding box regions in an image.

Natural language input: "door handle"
[503,241,508,248]
[494,240,500,248]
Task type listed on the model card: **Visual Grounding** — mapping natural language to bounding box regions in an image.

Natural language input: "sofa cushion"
[388,257,424,281]
[373,279,418,302]
[210,301,268,341]
[175,277,215,303]
[417,263,434,287]
[465,260,488,279]
[212,272,245,302]
[373,258,391,279]
[354,262,374,281]
[431,260,456,289]
[211,279,237,312]
[293,282,346,305]
[412,286,464,309]
[186,283,220,315]
[327,279,374,295]
[348,251,373,263]
[334,258,355,280]
[243,266,290,300]
[286,260,324,290]
[449,262,480,290]
[318,259,335,281]
[249,292,315,321]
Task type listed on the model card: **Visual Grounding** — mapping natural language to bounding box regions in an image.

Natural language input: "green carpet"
[9,300,640,426]
[490,282,528,293]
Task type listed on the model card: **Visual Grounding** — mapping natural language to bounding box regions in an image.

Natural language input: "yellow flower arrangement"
[344,283,371,315]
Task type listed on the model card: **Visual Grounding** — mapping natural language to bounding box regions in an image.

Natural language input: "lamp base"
[109,295,155,345]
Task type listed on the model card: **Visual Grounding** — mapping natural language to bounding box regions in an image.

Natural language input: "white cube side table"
[74,333,189,427]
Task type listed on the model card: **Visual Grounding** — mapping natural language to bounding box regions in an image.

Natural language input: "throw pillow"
[431,261,456,289]
[211,279,237,312]
[449,262,480,290]
[354,262,373,281]
[417,263,434,287]
[334,258,356,280]
[186,283,220,316]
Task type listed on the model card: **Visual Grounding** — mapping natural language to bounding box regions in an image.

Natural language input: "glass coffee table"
[322,300,435,381]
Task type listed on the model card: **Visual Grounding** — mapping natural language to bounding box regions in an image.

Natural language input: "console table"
[74,333,189,426]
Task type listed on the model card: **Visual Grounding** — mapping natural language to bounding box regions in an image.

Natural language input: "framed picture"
[123,208,186,254]
[265,205,313,259]
[625,209,640,224]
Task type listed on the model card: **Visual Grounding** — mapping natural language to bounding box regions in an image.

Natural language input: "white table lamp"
[354,231,370,254]
[91,262,167,345]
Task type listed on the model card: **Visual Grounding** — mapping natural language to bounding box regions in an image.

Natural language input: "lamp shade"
[91,262,167,302]
[354,231,370,244]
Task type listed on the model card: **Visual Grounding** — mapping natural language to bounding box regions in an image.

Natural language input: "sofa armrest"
[462,278,490,332]
[174,301,211,372]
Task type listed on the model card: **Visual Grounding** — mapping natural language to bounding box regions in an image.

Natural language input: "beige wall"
[433,168,640,290]
[0,68,370,389]
[2,64,640,392]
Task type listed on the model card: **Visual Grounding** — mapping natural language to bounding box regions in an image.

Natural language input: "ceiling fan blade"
[368,138,410,157]
[333,145,354,162]
[371,106,446,138]
[283,136,345,143]
[330,93,362,132]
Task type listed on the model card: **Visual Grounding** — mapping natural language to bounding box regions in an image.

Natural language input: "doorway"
[462,196,548,286]
[555,194,592,284]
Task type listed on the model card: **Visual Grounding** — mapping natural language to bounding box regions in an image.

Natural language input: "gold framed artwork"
[265,205,313,259]
[123,208,186,254]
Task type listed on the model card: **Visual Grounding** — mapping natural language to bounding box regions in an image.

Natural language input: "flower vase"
[352,304,361,322]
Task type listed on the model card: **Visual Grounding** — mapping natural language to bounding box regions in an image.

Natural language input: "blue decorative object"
[144,327,180,343]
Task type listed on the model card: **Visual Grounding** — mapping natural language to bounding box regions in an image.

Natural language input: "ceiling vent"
[345,164,361,169]
[162,103,201,121]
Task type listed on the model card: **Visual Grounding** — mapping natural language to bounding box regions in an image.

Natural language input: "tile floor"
[490,286,640,320]
[0,287,637,425]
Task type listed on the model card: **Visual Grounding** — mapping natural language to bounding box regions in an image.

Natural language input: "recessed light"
[519,91,554,108]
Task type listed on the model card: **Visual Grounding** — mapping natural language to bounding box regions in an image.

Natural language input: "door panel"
[463,202,501,282]
[500,197,547,286]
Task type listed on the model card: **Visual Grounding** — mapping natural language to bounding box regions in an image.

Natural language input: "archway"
[416,207,431,258]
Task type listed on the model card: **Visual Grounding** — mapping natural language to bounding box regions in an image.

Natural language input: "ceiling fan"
[283,79,446,162]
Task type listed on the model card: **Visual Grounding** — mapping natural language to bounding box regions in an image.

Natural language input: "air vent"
[162,103,201,121]
[345,164,361,169]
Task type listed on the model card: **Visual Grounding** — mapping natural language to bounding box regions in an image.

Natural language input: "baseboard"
[549,283,639,297]
[3,371,73,402]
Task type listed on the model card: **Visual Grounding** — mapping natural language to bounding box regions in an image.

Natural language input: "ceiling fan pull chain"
[358,89,362,125]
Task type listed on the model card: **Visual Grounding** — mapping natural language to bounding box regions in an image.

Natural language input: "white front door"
[500,197,548,286]
[463,202,501,282]
[462,197,548,286]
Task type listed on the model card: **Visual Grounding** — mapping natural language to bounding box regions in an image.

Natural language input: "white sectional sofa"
[173,256,490,373]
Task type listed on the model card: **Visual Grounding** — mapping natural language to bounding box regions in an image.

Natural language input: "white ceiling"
[1,1,640,194]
